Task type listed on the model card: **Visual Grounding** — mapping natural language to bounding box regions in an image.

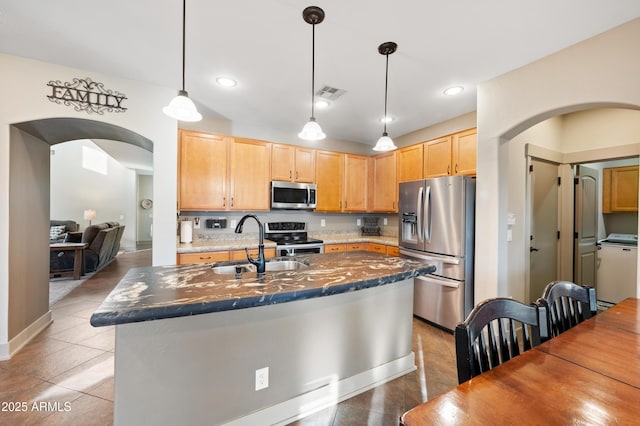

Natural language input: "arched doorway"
[6,117,154,358]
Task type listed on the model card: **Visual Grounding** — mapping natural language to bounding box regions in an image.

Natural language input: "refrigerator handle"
[424,185,432,242]
[417,186,424,242]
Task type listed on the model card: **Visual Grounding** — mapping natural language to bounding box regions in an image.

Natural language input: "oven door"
[277,244,324,257]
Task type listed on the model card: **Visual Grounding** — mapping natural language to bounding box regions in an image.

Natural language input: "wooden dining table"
[400,298,640,425]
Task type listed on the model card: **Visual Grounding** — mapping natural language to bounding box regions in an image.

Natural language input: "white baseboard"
[225,353,416,426]
[0,310,52,360]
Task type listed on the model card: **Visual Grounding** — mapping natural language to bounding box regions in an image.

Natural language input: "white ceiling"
[1,1,639,147]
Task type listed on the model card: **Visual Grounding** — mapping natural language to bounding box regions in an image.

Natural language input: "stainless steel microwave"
[271,181,317,210]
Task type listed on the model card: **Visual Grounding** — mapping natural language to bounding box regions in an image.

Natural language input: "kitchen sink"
[211,258,309,275]
[211,264,256,275]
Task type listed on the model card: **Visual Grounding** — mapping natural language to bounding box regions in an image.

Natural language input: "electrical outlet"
[383,218,388,226]
[230,219,237,229]
[320,219,326,227]
[255,367,269,391]
[356,219,362,226]
[193,217,201,229]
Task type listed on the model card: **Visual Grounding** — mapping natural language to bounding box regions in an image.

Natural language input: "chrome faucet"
[234,214,265,275]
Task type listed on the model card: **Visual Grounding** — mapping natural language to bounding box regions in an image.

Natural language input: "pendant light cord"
[181,0,186,92]
[383,53,389,134]
[311,22,316,118]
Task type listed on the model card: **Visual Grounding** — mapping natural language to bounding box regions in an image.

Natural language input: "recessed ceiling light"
[216,77,237,88]
[315,99,330,109]
[380,116,393,123]
[443,86,464,96]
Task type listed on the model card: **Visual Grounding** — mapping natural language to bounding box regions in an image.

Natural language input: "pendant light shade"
[163,0,202,122]
[373,42,398,152]
[299,6,326,141]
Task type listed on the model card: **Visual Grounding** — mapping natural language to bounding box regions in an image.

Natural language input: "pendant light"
[163,0,202,122]
[373,42,398,152]
[298,6,326,141]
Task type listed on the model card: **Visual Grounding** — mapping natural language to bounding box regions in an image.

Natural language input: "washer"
[597,233,637,304]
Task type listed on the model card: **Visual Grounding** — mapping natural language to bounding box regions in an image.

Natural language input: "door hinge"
[574,177,579,185]
[574,232,579,239]
[557,230,560,240]
[529,164,533,173]
[530,235,534,241]
[557,176,561,186]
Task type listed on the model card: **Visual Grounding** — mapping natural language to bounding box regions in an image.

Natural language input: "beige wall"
[394,111,477,148]
[8,128,51,339]
[476,18,640,303]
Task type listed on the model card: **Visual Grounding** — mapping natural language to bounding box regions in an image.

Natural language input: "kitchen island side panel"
[113,279,414,425]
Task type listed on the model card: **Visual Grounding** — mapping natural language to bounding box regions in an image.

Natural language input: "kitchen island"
[91,251,435,425]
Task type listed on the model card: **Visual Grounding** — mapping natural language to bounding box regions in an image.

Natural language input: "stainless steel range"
[265,222,324,256]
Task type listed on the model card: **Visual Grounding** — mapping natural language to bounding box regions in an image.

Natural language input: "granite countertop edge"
[90,255,434,327]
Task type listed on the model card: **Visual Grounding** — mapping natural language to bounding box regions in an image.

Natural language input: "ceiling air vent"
[316,85,346,101]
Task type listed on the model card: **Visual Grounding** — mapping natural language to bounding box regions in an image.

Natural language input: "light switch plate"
[383,218,388,225]
[356,219,361,226]
[321,219,326,227]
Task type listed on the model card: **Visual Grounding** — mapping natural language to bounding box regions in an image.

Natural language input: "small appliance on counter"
[179,220,193,243]
[361,217,381,236]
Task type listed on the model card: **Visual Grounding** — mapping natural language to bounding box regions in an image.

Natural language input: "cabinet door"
[386,246,399,257]
[344,154,368,212]
[230,248,276,260]
[324,244,346,253]
[423,136,452,178]
[271,144,295,181]
[611,166,639,212]
[368,243,386,254]
[397,144,423,182]
[229,138,271,211]
[294,147,316,183]
[346,243,368,251]
[315,150,344,212]
[177,251,229,265]
[452,129,477,176]
[178,131,229,210]
[372,152,397,212]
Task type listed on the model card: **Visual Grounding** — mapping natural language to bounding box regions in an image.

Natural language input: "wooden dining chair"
[455,297,548,384]
[537,280,597,340]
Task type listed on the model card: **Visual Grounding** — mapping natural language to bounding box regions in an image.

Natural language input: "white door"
[574,165,599,287]
[529,158,559,302]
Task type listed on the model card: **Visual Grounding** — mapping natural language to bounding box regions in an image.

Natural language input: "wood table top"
[401,297,640,425]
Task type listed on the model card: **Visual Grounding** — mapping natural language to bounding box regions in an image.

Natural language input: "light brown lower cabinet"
[177,248,276,265]
[324,243,399,256]
[324,244,346,253]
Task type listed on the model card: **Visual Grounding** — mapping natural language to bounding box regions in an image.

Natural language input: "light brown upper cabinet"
[315,150,344,212]
[423,136,452,178]
[397,144,424,182]
[178,130,271,211]
[343,154,368,212]
[271,144,315,183]
[371,151,397,212]
[178,130,229,211]
[603,165,639,213]
[452,128,477,176]
[229,138,271,210]
[423,129,477,178]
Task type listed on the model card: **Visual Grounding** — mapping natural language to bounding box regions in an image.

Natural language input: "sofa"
[50,222,125,274]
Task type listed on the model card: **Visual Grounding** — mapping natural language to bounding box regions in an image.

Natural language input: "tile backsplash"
[178,211,398,241]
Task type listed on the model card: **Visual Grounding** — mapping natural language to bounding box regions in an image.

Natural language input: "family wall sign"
[46,77,128,115]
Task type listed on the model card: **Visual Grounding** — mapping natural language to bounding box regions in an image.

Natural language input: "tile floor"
[0,250,458,425]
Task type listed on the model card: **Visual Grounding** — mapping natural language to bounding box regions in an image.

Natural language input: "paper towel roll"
[180,221,193,243]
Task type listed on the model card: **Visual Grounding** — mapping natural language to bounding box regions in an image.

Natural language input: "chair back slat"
[538,281,597,340]
[455,298,545,384]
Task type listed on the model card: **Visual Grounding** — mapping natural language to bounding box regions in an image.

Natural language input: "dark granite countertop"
[90,251,435,327]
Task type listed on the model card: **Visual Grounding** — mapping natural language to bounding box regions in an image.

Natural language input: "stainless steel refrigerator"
[398,175,475,331]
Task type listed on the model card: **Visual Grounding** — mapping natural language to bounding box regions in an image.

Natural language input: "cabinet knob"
[455,164,458,173]
[447,165,450,175]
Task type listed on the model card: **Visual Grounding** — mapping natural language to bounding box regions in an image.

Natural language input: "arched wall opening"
[475,18,640,305]
[6,117,154,358]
